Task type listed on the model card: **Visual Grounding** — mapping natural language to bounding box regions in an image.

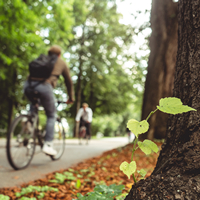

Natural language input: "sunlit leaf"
[119,161,136,179]
[76,179,81,189]
[127,119,149,137]
[157,97,196,115]
[0,194,10,200]
[138,141,151,155]
[138,140,159,155]
[137,169,147,178]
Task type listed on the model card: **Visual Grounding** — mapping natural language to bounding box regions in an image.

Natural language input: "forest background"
[2,1,200,199]
[0,0,164,139]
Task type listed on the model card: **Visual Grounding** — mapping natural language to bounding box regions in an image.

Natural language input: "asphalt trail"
[0,137,129,188]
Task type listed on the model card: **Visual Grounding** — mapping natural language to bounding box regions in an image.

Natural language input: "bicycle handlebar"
[57,100,74,106]
[57,100,67,104]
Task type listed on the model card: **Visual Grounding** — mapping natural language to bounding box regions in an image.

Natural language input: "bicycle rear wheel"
[50,118,65,160]
[6,115,36,170]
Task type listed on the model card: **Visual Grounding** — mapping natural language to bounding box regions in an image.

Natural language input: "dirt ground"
[0,141,162,200]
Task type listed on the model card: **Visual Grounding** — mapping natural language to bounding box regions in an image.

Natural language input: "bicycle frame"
[6,99,67,170]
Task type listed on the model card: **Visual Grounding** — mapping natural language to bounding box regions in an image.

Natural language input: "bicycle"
[78,122,90,145]
[6,98,67,170]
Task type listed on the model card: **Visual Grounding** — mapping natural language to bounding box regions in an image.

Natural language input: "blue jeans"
[24,81,56,142]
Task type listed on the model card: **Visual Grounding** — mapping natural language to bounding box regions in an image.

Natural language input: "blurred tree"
[0,0,148,138]
[67,0,136,137]
[140,0,178,140]
[0,0,74,130]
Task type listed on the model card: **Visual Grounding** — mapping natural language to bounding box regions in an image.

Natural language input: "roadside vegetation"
[0,141,162,200]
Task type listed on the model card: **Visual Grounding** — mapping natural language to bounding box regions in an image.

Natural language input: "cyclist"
[75,103,93,143]
[24,45,74,156]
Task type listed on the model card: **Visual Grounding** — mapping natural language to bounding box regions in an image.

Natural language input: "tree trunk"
[7,98,13,129]
[74,59,83,138]
[74,27,86,138]
[125,0,200,199]
[140,0,178,140]
[7,68,17,130]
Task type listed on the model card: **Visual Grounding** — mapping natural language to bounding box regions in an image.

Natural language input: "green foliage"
[128,97,196,137]
[64,171,76,180]
[119,161,136,179]
[49,172,76,184]
[120,97,196,183]
[157,97,196,114]
[127,119,149,137]
[92,114,123,136]
[0,0,147,136]
[76,179,82,189]
[115,193,128,200]
[18,197,36,200]
[49,173,67,184]
[138,140,159,155]
[0,0,74,130]
[74,184,125,200]
[37,192,45,199]
[91,106,142,137]
[0,194,10,200]
[15,185,58,197]
[137,169,147,179]
[68,0,140,119]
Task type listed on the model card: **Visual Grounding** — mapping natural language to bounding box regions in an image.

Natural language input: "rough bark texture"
[140,0,178,140]
[125,0,200,199]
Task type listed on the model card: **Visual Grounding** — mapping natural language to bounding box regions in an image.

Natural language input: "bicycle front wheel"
[6,115,36,170]
[50,119,65,160]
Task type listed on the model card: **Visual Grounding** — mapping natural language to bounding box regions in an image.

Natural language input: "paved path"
[0,137,129,188]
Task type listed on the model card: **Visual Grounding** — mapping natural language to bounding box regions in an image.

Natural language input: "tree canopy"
[0,0,148,137]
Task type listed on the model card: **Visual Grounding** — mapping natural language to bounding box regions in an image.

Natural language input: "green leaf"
[74,184,124,200]
[127,119,149,137]
[138,140,159,155]
[119,161,136,179]
[157,97,196,115]
[0,194,10,200]
[77,174,83,178]
[137,169,147,178]
[76,179,81,189]
[15,193,21,197]
[138,141,151,155]
[37,192,45,199]
[116,193,128,200]
[76,193,84,199]
[19,197,36,200]
[49,180,59,183]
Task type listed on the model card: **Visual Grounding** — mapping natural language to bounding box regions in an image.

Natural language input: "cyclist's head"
[48,45,62,56]
[82,103,88,110]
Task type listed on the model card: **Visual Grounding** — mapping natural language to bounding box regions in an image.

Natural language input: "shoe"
[42,141,57,156]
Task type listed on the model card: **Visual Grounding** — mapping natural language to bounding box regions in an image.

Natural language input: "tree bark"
[125,0,200,199]
[140,0,178,140]
[7,68,17,129]
[74,27,85,138]
[7,98,13,129]
[74,57,83,138]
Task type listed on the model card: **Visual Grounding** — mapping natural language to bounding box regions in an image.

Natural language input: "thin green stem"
[132,173,137,184]
[131,137,138,161]
[146,108,158,121]
[131,137,138,184]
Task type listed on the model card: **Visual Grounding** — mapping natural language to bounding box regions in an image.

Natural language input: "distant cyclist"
[24,45,74,156]
[75,103,93,143]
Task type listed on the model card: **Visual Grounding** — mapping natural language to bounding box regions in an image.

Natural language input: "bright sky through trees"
[117,0,151,54]
[117,0,151,26]
[116,0,151,82]
[115,0,152,94]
